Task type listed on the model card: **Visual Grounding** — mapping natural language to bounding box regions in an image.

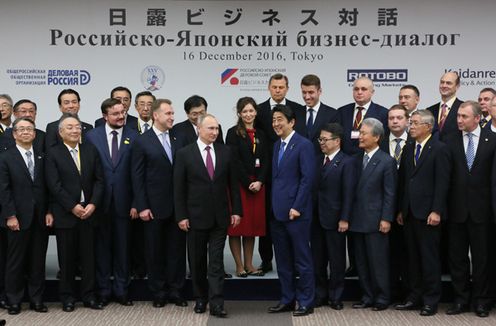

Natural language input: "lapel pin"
[124,138,130,145]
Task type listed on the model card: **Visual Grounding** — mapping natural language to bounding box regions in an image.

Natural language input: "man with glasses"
[95,87,139,129]
[0,94,13,133]
[314,123,357,310]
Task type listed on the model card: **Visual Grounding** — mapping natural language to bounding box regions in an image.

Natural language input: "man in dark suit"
[0,117,52,315]
[174,114,242,318]
[478,88,496,129]
[485,96,496,133]
[45,89,93,148]
[315,123,357,310]
[350,118,397,311]
[255,73,303,273]
[94,86,138,129]
[443,101,496,318]
[171,95,224,145]
[86,98,139,306]
[268,105,315,317]
[0,99,45,154]
[0,94,13,132]
[337,76,389,156]
[395,110,449,316]
[398,85,420,116]
[293,75,337,307]
[426,72,463,141]
[132,99,187,308]
[45,113,105,312]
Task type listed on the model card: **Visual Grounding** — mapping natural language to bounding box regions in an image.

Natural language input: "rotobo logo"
[347,69,408,82]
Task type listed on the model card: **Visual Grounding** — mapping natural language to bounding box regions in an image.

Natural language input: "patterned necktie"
[439,103,448,131]
[70,148,80,172]
[205,145,214,180]
[161,132,173,163]
[415,143,422,165]
[307,108,314,136]
[26,150,34,181]
[354,107,364,130]
[143,123,149,133]
[394,138,402,165]
[111,130,119,167]
[466,132,475,170]
[362,153,369,170]
[278,141,286,166]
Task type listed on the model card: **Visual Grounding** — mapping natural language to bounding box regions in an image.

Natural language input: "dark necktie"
[143,123,149,133]
[362,153,369,170]
[439,103,448,131]
[354,107,364,130]
[205,145,214,180]
[480,117,488,128]
[394,138,402,165]
[415,143,422,165]
[111,130,119,167]
[307,108,314,136]
[323,156,331,167]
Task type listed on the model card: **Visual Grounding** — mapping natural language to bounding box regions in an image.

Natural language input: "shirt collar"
[442,96,457,108]
[105,124,123,136]
[355,101,371,111]
[64,142,79,152]
[197,138,214,152]
[307,101,321,113]
[280,130,295,145]
[462,125,481,138]
[270,97,286,108]
[389,130,408,143]
[364,145,380,159]
[325,149,340,163]
[16,144,34,156]
[416,134,432,148]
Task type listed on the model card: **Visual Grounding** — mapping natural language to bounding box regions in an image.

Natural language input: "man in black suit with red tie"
[426,72,463,141]
[443,101,496,318]
[255,73,303,273]
[0,117,52,315]
[394,110,450,316]
[45,113,105,312]
[131,99,187,308]
[174,114,242,318]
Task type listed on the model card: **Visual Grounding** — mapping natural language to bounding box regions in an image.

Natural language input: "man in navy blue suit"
[268,104,315,317]
[86,98,139,306]
[478,88,496,129]
[315,123,357,310]
[337,77,389,155]
[350,118,397,311]
[132,99,188,308]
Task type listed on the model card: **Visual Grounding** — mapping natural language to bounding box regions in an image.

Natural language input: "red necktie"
[205,145,214,180]
[353,107,364,130]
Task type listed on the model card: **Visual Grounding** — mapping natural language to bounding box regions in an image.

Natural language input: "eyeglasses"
[63,125,82,131]
[0,103,12,109]
[14,127,35,133]
[318,137,338,143]
[410,121,429,126]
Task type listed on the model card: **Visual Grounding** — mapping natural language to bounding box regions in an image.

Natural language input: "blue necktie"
[466,132,475,170]
[306,108,314,136]
[362,153,369,170]
[161,132,173,163]
[415,143,421,165]
[278,141,286,166]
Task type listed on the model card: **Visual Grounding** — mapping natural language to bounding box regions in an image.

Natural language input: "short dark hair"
[301,74,321,89]
[320,123,343,142]
[101,98,122,115]
[134,91,155,103]
[388,104,409,119]
[111,86,132,99]
[13,117,35,130]
[269,73,289,87]
[271,104,295,122]
[184,95,208,114]
[13,99,37,112]
[57,89,80,105]
[151,99,172,114]
[400,84,420,97]
[480,87,496,96]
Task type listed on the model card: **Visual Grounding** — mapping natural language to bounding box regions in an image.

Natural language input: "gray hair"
[58,112,81,130]
[362,117,384,139]
[411,110,435,127]
[197,113,217,127]
[460,100,482,117]
[0,94,13,106]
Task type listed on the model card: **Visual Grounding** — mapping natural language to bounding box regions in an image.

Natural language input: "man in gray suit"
[350,118,397,311]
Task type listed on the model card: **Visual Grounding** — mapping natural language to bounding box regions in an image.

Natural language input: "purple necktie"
[111,130,119,167]
[205,145,214,180]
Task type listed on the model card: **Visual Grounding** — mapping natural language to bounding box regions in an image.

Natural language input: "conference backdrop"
[1,0,495,133]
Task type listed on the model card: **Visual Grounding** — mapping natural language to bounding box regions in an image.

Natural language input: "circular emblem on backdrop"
[141,65,165,91]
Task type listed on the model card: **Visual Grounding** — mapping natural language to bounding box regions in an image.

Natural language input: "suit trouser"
[188,226,226,306]
[95,205,130,299]
[258,183,274,265]
[130,218,146,276]
[271,218,315,307]
[323,229,346,302]
[353,232,390,305]
[389,221,409,301]
[403,216,441,306]
[448,220,490,306]
[0,228,7,302]
[55,221,96,303]
[144,217,186,300]
[311,220,329,302]
[5,221,49,305]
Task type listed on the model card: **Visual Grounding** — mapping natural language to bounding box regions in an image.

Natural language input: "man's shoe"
[30,302,48,313]
[446,303,469,315]
[170,297,188,307]
[330,301,344,310]
[0,300,9,309]
[83,300,104,310]
[7,303,21,315]
[0,319,5,326]
[99,296,110,307]
[420,305,437,316]
[372,303,388,311]
[394,301,419,311]
[62,302,75,312]
[475,304,489,318]
[210,305,228,318]
[352,301,372,309]
[314,298,328,307]
[258,262,273,273]
[293,306,314,316]
[152,298,167,308]
[116,296,133,306]
[345,266,357,277]
[194,300,207,313]
[268,303,294,313]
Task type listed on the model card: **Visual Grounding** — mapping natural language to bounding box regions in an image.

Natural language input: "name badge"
[255,158,260,168]
[351,130,360,139]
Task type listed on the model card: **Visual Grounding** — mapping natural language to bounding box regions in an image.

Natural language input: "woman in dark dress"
[226,97,268,277]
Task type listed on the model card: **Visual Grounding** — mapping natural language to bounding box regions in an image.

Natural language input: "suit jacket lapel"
[193,144,212,181]
[472,132,490,170]
[114,128,132,168]
[12,149,33,182]
[413,138,433,174]
[358,152,380,190]
[97,127,112,165]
